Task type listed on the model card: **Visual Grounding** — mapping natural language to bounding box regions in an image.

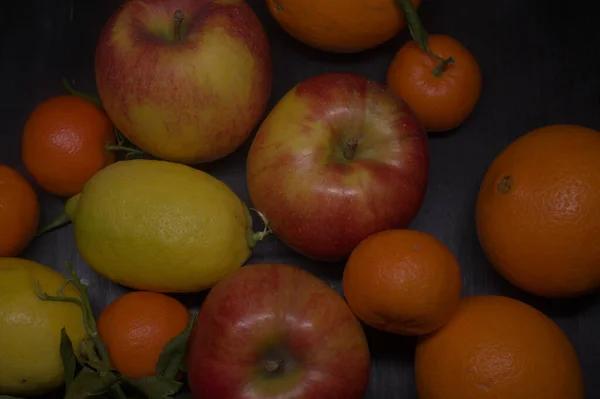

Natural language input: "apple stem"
[249,208,272,247]
[343,138,360,160]
[264,358,284,373]
[173,10,184,42]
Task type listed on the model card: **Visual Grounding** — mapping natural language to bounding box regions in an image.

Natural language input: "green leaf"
[394,0,429,52]
[156,313,197,379]
[64,367,118,399]
[60,328,77,390]
[126,376,183,399]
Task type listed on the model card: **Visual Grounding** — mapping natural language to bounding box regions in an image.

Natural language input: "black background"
[1,0,599,398]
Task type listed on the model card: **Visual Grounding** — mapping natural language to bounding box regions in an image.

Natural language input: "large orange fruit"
[97,291,190,379]
[476,124,600,297]
[22,95,116,197]
[415,295,584,398]
[0,165,39,257]
[342,229,462,335]
[265,0,422,53]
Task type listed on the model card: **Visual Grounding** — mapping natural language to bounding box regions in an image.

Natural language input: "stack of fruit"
[1,0,598,398]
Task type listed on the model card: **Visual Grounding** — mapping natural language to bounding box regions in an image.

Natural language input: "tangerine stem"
[36,211,71,237]
[61,77,103,108]
[105,144,144,156]
[433,56,455,77]
[393,0,454,76]
[63,262,127,399]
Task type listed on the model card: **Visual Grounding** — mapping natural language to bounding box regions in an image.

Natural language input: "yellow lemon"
[63,159,266,293]
[0,258,86,396]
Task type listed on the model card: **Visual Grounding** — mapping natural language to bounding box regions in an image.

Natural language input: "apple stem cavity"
[248,208,273,247]
[264,358,285,373]
[393,0,454,76]
[173,10,184,42]
[343,138,360,160]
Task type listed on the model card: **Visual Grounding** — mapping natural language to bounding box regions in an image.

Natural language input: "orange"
[342,229,462,335]
[22,95,116,197]
[265,0,422,53]
[415,295,584,399]
[0,165,39,257]
[476,124,600,297]
[97,291,190,379]
[387,34,482,132]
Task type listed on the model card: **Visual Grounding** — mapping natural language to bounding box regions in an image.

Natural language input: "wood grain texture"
[1,0,599,398]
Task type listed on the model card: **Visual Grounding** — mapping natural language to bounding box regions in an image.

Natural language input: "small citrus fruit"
[22,95,116,197]
[387,34,482,132]
[0,258,86,396]
[476,124,600,297]
[266,0,421,53]
[97,291,190,379]
[0,165,39,257]
[342,229,462,335]
[415,295,584,398]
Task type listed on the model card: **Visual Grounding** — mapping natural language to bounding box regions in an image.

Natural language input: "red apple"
[95,0,272,164]
[246,73,429,261]
[187,263,370,399]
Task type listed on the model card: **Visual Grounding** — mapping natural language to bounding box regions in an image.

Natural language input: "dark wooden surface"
[1,0,599,398]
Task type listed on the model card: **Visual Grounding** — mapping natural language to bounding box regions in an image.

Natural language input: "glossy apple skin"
[246,73,429,261]
[95,0,272,164]
[187,263,370,399]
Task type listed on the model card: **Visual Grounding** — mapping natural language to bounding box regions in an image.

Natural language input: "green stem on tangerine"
[36,262,127,399]
[36,212,71,237]
[432,56,455,77]
[248,209,272,247]
[105,144,145,156]
[61,77,103,108]
[393,0,455,76]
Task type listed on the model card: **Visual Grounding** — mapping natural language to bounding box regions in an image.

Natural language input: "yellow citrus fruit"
[0,258,86,396]
[64,159,262,292]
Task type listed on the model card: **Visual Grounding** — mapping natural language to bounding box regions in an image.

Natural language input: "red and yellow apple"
[95,0,272,164]
[187,263,370,399]
[246,73,429,261]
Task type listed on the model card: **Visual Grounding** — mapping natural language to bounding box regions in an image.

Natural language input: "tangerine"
[0,165,39,257]
[387,34,482,132]
[22,95,116,197]
[342,229,462,335]
[97,291,190,379]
